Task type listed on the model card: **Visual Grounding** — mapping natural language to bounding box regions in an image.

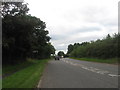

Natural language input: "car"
[55,56,60,60]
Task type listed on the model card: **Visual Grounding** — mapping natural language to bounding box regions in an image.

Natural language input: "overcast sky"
[25,0,118,54]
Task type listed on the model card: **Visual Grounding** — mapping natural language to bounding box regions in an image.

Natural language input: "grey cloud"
[50,26,101,43]
[51,34,68,40]
[69,36,103,44]
[53,35,104,53]
[49,1,117,52]
[101,20,117,27]
[71,27,101,34]
[51,26,101,38]
[57,46,66,50]
[80,6,117,27]
[26,0,118,53]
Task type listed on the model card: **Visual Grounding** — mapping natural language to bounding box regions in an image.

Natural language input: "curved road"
[38,58,118,88]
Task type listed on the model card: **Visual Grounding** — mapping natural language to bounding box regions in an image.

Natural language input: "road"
[38,58,118,88]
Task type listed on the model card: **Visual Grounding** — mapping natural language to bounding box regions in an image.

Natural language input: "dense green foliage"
[67,34,119,59]
[2,2,55,64]
[57,51,65,56]
[3,59,48,88]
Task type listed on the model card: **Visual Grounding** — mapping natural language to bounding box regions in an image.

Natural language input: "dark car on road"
[55,56,60,60]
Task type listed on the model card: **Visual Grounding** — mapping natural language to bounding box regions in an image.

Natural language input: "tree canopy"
[67,33,119,59]
[58,51,65,57]
[2,2,55,64]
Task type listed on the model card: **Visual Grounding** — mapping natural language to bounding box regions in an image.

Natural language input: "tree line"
[2,2,55,64]
[67,33,119,59]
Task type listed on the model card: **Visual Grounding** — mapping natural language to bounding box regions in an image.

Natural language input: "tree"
[67,33,119,59]
[2,2,55,64]
[1,2,29,17]
[2,2,30,64]
[106,34,111,39]
[67,44,74,54]
[58,51,65,57]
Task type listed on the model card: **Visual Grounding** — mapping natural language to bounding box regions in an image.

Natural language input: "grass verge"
[3,59,36,77]
[70,57,119,64]
[3,59,49,88]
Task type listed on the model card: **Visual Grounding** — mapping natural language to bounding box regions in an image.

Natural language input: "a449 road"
[38,58,118,88]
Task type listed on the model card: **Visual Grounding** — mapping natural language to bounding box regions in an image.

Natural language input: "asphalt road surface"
[38,58,118,88]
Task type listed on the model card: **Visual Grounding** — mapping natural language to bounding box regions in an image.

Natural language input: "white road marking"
[61,59,118,77]
[108,74,120,77]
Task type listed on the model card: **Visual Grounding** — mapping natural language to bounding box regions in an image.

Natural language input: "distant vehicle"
[55,56,60,60]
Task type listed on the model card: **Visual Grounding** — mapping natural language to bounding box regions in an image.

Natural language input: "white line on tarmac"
[62,59,118,77]
[108,74,120,77]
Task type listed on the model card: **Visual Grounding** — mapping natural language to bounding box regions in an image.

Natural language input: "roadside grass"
[70,57,119,64]
[3,59,36,77]
[3,59,49,88]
